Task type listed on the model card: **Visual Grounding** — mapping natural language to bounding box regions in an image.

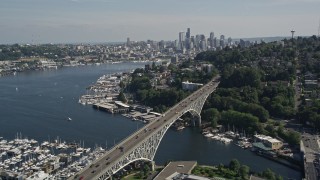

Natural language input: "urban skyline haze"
[1,0,320,44]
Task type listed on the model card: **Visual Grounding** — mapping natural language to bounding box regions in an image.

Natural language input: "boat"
[68,117,72,121]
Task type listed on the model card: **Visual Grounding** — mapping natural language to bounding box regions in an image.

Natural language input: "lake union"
[0,62,301,179]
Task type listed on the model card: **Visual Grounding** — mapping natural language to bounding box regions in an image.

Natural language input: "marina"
[79,72,164,122]
[0,135,106,179]
[78,72,129,106]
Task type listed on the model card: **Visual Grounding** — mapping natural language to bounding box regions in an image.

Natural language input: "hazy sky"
[1,0,319,44]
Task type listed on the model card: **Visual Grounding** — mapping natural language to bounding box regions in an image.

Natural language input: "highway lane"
[72,76,220,180]
[302,133,320,180]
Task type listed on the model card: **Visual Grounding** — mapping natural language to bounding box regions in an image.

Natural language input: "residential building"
[182,81,203,91]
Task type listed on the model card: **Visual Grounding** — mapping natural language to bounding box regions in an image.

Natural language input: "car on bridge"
[119,146,124,152]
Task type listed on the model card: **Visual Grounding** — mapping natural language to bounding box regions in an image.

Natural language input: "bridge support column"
[188,111,201,127]
[151,161,155,171]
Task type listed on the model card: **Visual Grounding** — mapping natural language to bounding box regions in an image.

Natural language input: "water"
[0,63,301,179]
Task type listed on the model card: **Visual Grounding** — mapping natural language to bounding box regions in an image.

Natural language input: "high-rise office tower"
[227,37,232,46]
[186,28,191,39]
[126,37,131,47]
[195,35,201,49]
[210,32,214,40]
[200,34,206,41]
[209,32,215,48]
[178,32,185,50]
[175,40,179,49]
[185,38,191,50]
[214,37,218,48]
[197,34,206,51]
[159,40,166,50]
[185,28,191,50]
[190,36,195,49]
[200,40,207,51]
[220,35,225,48]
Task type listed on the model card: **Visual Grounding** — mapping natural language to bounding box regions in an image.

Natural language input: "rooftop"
[154,161,197,180]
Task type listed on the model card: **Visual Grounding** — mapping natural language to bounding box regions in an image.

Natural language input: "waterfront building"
[39,60,57,69]
[131,105,153,113]
[254,134,283,150]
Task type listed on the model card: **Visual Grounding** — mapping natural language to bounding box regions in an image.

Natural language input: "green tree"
[276,174,283,180]
[221,67,261,88]
[239,165,250,179]
[119,81,125,89]
[262,168,276,180]
[202,108,220,128]
[143,163,150,176]
[118,91,127,103]
[229,159,240,173]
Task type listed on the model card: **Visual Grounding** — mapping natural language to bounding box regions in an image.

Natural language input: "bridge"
[71,75,220,180]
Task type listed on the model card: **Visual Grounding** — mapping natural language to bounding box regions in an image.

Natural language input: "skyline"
[1,0,320,44]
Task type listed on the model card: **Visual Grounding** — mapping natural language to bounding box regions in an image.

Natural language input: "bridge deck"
[71,76,220,180]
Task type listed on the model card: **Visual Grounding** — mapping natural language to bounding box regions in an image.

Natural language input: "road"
[301,133,320,180]
[72,76,220,180]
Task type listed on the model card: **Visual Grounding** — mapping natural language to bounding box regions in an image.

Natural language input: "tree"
[202,108,220,128]
[276,174,283,180]
[221,67,261,88]
[220,110,260,135]
[143,163,151,176]
[118,91,127,103]
[239,165,250,179]
[229,159,240,173]
[262,168,276,180]
[119,81,125,89]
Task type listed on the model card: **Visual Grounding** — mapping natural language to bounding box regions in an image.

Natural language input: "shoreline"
[0,59,165,78]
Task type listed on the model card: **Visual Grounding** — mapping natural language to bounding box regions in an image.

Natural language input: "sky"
[0,0,320,44]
